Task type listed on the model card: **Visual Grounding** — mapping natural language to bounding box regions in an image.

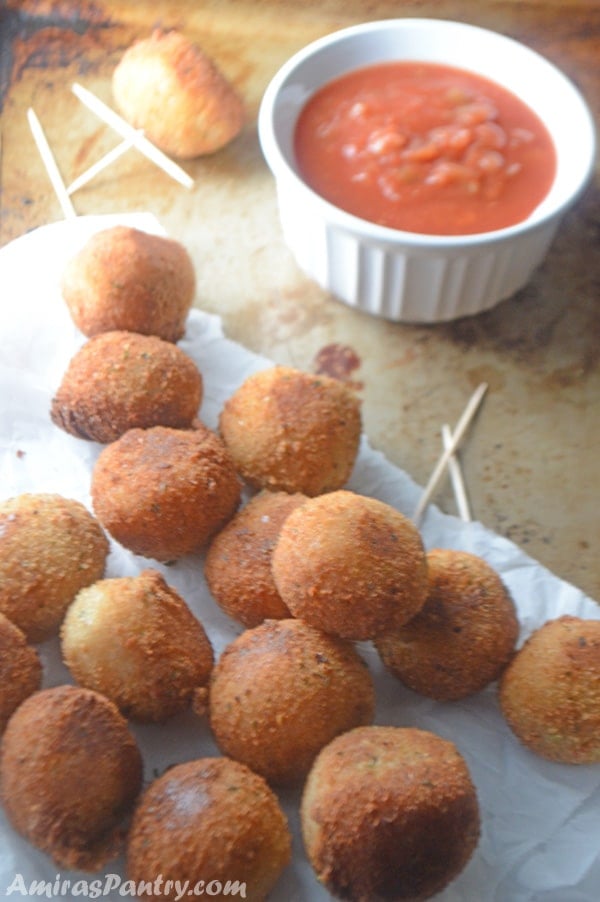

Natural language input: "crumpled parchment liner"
[0,213,598,901]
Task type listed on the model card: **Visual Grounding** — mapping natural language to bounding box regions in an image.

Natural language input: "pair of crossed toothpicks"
[413,382,488,526]
[27,82,194,219]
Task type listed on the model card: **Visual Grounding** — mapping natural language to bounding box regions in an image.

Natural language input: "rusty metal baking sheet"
[1,0,598,600]
[1,2,600,900]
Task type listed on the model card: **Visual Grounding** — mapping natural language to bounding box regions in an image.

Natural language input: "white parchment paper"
[0,213,599,902]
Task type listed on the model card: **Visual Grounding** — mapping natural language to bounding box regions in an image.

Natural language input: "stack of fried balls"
[1,211,599,902]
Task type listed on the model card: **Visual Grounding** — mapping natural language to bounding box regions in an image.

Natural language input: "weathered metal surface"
[1,0,598,598]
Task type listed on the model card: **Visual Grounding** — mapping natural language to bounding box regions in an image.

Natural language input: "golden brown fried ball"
[208,618,375,786]
[219,366,362,496]
[126,757,291,901]
[0,613,42,733]
[61,569,214,722]
[301,725,480,902]
[376,549,519,701]
[51,331,203,443]
[0,685,143,871]
[204,490,307,627]
[91,424,241,562]
[61,226,195,341]
[498,615,600,764]
[271,490,428,641]
[112,29,245,159]
[0,493,109,642]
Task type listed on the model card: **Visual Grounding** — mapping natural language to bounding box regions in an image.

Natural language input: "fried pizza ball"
[0,685,143,871]
[91,424,241,562]
[0,493,109,642]
[61,226,195,341]
[376,549,519,701]
[301,725,480,902]
[126,757,291,901]
[61,570,214,723]
[51,331,203,443]
[0,613,42,733]
[112,29,245,159]
[271,490,428,641]
[204,490,307,627]
[498,615,600,764]
[208,618,375,786]
[219,365,362,496]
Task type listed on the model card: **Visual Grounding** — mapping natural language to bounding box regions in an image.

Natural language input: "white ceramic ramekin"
[258,19,596,322]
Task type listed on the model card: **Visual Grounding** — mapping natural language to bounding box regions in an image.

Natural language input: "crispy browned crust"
[61,569,214,722]
[208,618,375,785]
[51,331,203,443]
[0,685,143,871]
[126,757,291,901]
[204,490,307,627]
[61,226,195,341]
[112,29,245,158]
[498,615,600,764]
[91,423,241,561]
[0,613,42,733]
[376,549,519,700]
[271,490,428,640]
[0,493,109,642]
[301,726,480,902]
[219,366,362,496]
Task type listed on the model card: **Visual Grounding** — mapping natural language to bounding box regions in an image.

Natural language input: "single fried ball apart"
[376,549,519,700]
[112,29,245,158]
[204,490,307,627]
[61,570,214,722]
[126,757,291,901]
[208,618,375,785]
[51,331,203,443]
[301,726,480,902]
[0,685,143,871]
[61,226,195,341]
[0,493,109,642]
[0,613,42,733]
[219,365,362,496]
[91,424,241,562]
[498,615,600,764]
[271,490,428,641]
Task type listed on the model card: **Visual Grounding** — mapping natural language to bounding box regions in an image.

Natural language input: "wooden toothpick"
[27,108,76,219]
[413,383,488,526]
[442,423,471,522]
[67,134,140,195]
[71,83,194,190]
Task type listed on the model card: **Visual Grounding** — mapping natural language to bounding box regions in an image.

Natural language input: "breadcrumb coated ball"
[301,725,480,902]
[204,490,307,627]
[208,618,375,785]
[61,226,195,341]
[0,493,109,642]
[376,549,519,700]
[51,331,203,443]
[219,366,362,496]
[0,613,42,733]
[61,570,214,722]
[112,29,245,158]
[498,615,600,764]
[0,685,143,871]
[126,757,291,901]
[91,423,241,562]
[271,490,428,641]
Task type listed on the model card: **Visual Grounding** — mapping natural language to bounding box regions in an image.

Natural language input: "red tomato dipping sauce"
[294,62,557,236]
